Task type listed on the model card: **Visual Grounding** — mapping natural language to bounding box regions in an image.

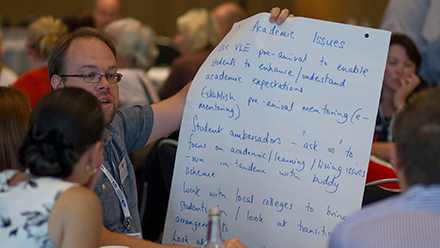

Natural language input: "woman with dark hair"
[0,87,31,171]
[0,88,104,247]
[371,34,424,159]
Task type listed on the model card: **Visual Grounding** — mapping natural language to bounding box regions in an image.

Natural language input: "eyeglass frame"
[58,73,123,84]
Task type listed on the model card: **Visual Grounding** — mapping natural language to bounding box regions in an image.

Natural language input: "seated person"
[371,34,425,161]
[159,6,291,100]
[330,87,440,248]
[104,18,160,108]
[0,87,30,171]
[1,88,104,247]
[12,16,67,108]
[158,8,220,100]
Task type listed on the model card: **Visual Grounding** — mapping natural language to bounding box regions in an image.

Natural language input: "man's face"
[62,37,119,124]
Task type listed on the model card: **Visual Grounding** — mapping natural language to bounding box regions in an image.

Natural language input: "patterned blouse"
[0,170,77,248]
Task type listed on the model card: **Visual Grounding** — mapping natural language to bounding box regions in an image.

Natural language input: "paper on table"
[162,13,390,248]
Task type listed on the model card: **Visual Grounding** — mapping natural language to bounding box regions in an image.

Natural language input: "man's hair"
[48,27,117,79]
[393,87,440,186]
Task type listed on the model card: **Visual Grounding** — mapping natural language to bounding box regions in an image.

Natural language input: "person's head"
[174,8,220,55]
[212,2,247,38]
[0,87,31,171]
[104,18,158,70]
[93,0,121,30]
[383,34,421,92]
[19,88,104,185]
[26,16,68,69]
[48,27,119,124]
[392,87,440,190]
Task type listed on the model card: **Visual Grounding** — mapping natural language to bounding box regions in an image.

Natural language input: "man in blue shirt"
[47,7,291,248]
[329,87,440,248]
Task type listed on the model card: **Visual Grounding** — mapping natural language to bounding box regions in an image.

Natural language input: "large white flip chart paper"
[162,14,391,248]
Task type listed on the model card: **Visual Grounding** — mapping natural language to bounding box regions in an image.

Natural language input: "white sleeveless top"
[0,170,78,248]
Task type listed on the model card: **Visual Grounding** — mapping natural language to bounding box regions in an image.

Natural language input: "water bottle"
[201,208,226,248]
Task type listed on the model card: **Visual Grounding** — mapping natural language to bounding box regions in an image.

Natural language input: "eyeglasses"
[58,73,123,84]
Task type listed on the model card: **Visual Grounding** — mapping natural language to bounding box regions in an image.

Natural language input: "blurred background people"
[0,29,18,86]
[104,18,160,109]
[158,8,220,100]
[0,87,30,171]
[212,2,247,38]
[12,16,67,108]
[1,87,103,247]
[93,0,121,30]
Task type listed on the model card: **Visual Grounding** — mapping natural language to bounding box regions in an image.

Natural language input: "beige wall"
[294,0,389,28]
[0,0,388,37]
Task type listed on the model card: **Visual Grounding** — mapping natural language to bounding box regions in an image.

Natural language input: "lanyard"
[378,105,394,143]
[100,164,132,230]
